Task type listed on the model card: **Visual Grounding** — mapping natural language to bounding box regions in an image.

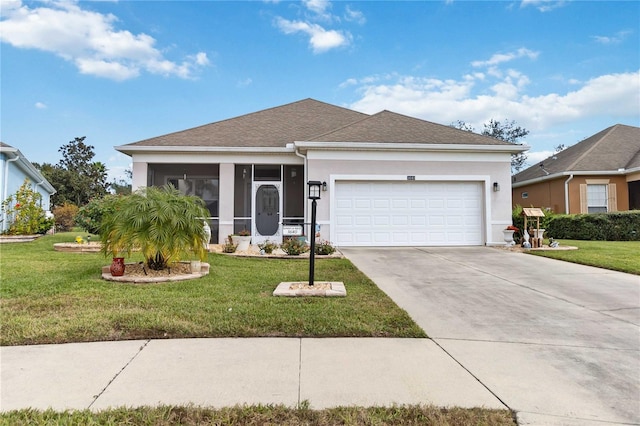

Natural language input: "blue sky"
[1,0,638,182]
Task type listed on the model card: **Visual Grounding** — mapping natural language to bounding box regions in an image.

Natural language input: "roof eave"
[115,145,296,156]
[294,141,529,153]
[512,168,638,188]
[2,149,56,194]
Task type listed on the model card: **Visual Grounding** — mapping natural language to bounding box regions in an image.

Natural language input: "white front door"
[252,182,282,244]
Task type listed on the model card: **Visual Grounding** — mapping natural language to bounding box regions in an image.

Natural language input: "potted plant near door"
[231,229,251,251]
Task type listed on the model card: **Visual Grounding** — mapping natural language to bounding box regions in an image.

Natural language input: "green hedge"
[545,211,640,241]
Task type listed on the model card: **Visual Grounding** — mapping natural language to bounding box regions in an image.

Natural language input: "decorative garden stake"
[307,181,322,287]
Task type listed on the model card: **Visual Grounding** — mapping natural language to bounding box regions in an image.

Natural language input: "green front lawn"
[528,240,640,275]
[0,232,425,346]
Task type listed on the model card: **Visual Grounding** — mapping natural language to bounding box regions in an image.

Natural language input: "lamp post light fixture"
[307,181,322,287]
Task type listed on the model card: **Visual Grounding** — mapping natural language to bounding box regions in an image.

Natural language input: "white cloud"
[303,0,332,21]
[275,17,350,53]
[472,48,539,68]
[35,102,47,109]
[520,0,567,12]
[592,30,633,45]
[273,0,358,53]
[344,6,366,25]
[0,0,209,81]
[237,78,253,88]
[347,70,640,134]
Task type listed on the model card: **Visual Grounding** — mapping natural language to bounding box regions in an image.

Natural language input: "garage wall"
[306,151,513,246]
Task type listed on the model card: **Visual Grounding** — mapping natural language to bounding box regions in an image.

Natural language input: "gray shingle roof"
[308,110,514,145]
[125,99,367,148]
[122,98,518,150]
[513,124,640,183]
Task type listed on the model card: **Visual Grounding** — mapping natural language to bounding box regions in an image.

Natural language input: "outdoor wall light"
[308,181,322,200]
[322,181,327,191]
[493,182,500,192]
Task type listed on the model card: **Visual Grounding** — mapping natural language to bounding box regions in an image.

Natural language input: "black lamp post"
[307,181,322,287]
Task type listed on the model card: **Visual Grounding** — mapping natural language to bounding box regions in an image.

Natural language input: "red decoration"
[110,257,125,276]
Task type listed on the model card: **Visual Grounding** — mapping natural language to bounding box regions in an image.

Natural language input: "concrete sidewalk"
[0,338,505,412]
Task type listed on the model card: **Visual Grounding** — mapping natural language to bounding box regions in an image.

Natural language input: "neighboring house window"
[579,180,617,214]
[587,184,608,213]
[521,192,528,199]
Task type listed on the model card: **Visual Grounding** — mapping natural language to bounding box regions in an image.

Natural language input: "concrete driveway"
[341,247,640,425]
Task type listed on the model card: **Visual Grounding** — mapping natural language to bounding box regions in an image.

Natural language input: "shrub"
[314,239,336,255]
[280,237,308,255]
[53,203,79,232]
[258,239,277,254]
[0,179,54,235]
[546,211,640,241]
[74,195,120,235]
[222,235,237,253]
[100,185,210,270]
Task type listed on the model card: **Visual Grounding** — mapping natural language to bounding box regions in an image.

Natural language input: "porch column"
[131,162,148,191]
[218,163,235,242]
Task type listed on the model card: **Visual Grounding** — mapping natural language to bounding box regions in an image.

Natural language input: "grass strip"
[0,404,516,426]
[527,240,640,275]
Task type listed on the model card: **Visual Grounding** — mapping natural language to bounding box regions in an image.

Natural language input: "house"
[116,99,526,246]
[512,124,640,214]
[0,142,56,233]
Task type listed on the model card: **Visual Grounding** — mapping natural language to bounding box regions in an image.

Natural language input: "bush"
[222,235,237,253]
[52,203,79,232]
[100,185,210,270]
[280,237,308,255]
[314,239,336,255]
[0,179,54,235]
[258,239,277,254]
[74,195,120,235]
[546,211,640,241]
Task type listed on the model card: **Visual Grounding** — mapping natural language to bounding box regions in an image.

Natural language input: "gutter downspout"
[564,174,574,214]
[294,146,308,234]
[2,155,21,231]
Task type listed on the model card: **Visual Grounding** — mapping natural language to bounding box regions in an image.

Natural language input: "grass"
[0,232,425,346]
[0,404,517,426]
[528,239,640,275]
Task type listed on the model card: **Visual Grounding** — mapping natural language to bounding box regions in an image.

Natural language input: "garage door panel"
[335,181,483,247]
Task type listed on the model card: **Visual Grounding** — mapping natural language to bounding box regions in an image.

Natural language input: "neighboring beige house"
[512,124,640,214]
[116,99,526,246]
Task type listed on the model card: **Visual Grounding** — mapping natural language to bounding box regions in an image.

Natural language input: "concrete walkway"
[1,338,504,412]
[341,247,640,426]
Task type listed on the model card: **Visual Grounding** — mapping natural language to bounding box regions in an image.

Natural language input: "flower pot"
[110,257,125,276]
[503,229,515,246]
[232,235,251,251]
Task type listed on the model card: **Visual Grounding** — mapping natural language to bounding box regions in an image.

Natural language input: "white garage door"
[334,181,483,246]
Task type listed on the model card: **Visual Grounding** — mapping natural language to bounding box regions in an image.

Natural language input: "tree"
[482,119,529,173]
[36,137,109,207]
[108,168,132,195]
[100,185,210,270]
[451,119,530,173]
[0,179,54,235]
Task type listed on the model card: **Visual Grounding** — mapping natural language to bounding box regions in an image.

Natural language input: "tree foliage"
[36,137,108,207]
[451,119,530,173]
[100,185,210,270]
[0,179,54,235]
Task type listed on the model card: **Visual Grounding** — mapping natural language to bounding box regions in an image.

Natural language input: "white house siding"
[306,151,513,247]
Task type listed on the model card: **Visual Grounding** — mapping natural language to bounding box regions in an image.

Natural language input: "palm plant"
[100,185,210,270]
